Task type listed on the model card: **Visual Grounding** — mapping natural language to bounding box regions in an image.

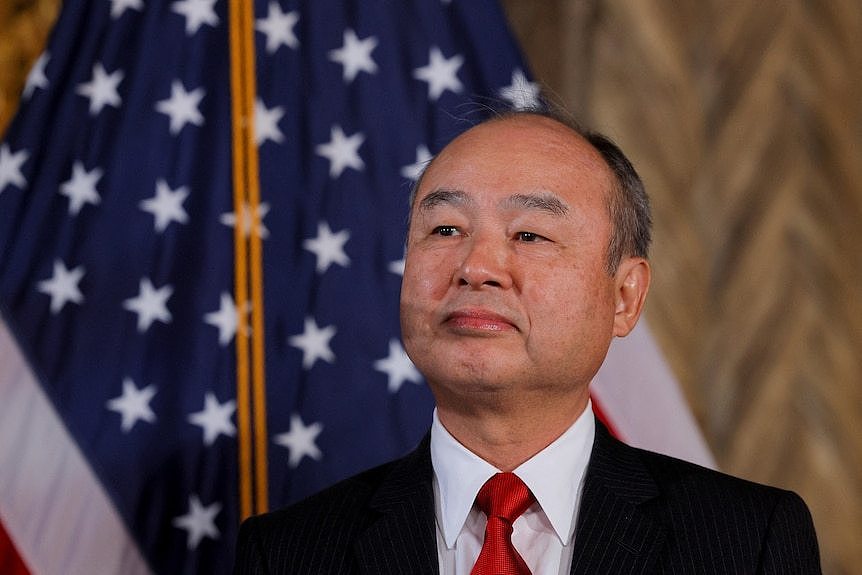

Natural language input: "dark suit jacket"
[234,420,821,574]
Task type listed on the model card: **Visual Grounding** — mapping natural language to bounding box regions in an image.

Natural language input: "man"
[234,111,821,574]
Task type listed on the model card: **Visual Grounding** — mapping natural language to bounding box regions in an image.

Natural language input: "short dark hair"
[583,127,652,274]
[408,107,652,275]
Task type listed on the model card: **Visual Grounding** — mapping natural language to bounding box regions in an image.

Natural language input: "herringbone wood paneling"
[504,1,862,573]
[3,1,860,573]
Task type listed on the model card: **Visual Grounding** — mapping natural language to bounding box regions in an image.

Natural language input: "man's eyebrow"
[417,188,471,211]
[503,192,569,215]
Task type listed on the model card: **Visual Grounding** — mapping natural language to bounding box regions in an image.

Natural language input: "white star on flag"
[254,98,285,146]
[110,0,143,19]
[374,339,423,393]
[123,277,173,333]
[274,414,323,468]
[220,202,270,239]
[288,317,336,369]
[204,292,245,346]
[76,63,123,115]
[37,259,85,314]
[139,179,189,232]
[188,393,236,446]
[23,53,49,98]
[388,258,405,276]
[59,161,102,215]
[172,495,221,550]
[107,377,157,432]
[171,0,219,35]
[255,2,299,53]
[413,46,463,101]
[499,68,541,110]
[400,144,433,181]
[315,125,365,178]
[0,144,29,193]
[155,80,205,135]
[302,221,351,273]
[328,29,378,83]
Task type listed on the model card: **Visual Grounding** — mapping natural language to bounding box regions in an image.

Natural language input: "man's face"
[400,116,628,407]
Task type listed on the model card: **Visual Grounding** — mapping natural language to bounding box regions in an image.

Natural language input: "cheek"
[404,251,453,299]
[401,252,451,334]
[417,274,440,298]
[525,271,613,334]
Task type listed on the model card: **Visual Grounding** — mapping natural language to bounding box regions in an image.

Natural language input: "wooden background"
[1,1,860,573]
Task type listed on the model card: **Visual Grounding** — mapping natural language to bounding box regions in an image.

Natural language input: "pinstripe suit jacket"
[233,420,821,574]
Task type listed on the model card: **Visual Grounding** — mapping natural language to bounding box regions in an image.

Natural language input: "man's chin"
[424,365,526,397]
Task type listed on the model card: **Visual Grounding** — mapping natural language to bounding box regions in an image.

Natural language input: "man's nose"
[455,236,513,289]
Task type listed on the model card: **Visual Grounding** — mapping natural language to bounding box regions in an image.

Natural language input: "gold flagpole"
[229,0,267,520]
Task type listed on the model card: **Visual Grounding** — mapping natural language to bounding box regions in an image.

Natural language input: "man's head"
[400,112,652,414]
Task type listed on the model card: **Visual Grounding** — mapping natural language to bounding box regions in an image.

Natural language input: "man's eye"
[432,226,460,237]
[515,231,544,242]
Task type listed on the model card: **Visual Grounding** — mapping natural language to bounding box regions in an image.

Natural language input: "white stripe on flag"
[591,321,716,469]
[0,318,151,575]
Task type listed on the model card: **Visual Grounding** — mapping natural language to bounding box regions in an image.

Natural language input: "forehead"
[416,115,613,209]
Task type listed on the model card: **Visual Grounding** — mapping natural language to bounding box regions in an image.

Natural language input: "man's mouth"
[444,308,518,333]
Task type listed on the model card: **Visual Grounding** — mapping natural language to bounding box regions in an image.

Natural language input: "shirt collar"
[430,401,595,548]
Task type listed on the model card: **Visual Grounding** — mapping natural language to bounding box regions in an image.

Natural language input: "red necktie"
[471,472,535,575]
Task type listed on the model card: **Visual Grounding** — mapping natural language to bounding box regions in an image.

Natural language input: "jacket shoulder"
[593,422,793,507]
[630,443,795,509]
[608,439,820,573]
[234,459,399,574]
[234,438,435,575]
[262,457,398,526]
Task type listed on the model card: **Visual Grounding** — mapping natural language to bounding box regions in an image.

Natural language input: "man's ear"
[612,257,651,337]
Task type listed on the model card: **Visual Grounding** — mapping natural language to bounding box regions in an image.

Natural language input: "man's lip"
[444,308,518,332]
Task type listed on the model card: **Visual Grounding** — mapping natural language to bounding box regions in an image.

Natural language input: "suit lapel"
[353,436,439,575]
[569,421,666,574]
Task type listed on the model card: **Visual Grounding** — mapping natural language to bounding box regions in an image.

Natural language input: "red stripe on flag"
[0,519,30,575]
[590,393,622,440]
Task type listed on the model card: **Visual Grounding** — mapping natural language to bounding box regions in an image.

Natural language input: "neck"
[435,388,590,471]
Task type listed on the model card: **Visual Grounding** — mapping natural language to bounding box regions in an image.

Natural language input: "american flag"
[0,0,539,572]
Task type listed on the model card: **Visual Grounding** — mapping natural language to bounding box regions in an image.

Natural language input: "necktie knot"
[475,472,534,523]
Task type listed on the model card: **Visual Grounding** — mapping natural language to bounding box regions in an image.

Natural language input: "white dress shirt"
[430,401,595,575]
